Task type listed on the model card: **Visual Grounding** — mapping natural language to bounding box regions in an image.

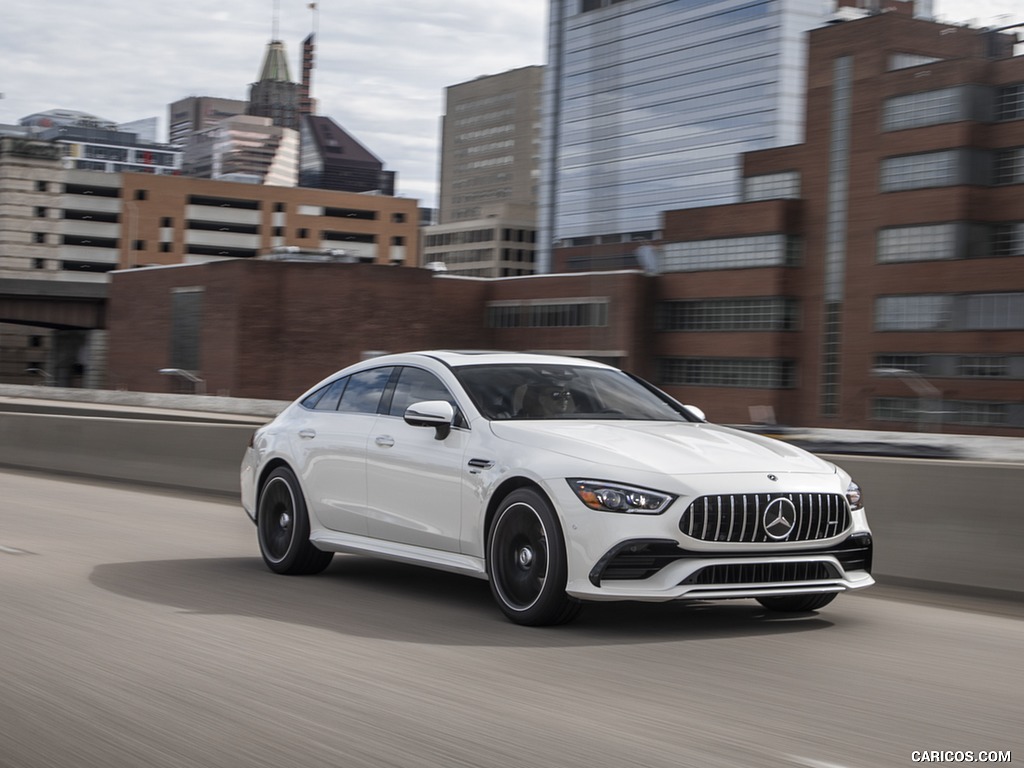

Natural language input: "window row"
[659,357,795,389]
[875,292,1024,331]
[877,221,1024,261]
[660,234,800,273]
[742,171,800,201]
[656,298,798,332]
[486,300,608,329]
[875,354,1024,379]
[873,398,1020,428]
[424,228,496,247]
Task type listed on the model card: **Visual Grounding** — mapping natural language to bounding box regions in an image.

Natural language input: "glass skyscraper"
[539,0,832,270]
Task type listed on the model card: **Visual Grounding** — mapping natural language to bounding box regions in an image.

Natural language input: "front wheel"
[257,466,333,575]
[756,593,837,612]
[487,488,581,626]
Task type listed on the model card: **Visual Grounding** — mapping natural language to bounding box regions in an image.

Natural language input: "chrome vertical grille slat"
[679,492,851,543]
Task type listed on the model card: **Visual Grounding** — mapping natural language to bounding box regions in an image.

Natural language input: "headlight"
[846,481,864,511]
[568,479,675,515]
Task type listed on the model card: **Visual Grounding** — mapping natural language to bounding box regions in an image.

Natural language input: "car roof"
[384,350,617,370]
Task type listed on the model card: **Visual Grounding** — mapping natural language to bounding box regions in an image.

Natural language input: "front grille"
[679,493,850,543]
[682,561,839,586]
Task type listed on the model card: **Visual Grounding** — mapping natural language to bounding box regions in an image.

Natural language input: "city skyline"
[2,0,1020,208]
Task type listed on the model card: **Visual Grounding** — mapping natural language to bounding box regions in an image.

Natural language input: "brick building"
[105,261,645,399]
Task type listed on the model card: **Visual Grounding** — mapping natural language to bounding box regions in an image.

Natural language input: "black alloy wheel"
[487,488,580,626]
[257,466,333,575]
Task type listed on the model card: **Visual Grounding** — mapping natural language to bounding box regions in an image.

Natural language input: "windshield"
[454,364,691,421]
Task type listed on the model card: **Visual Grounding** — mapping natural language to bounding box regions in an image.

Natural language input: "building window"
[991,223,1024,256]
[486,299,608,329]
[994,148,1024,185]
[888,53,943,71]
[880,151,960,192]
[391,236,405,246]
[35,207,47,218]
[875,354,929,374]
[297,228,309,238]
[875,295,953,331]
[996,84,1024,121]
[274,203,285,213]
[657,298,799,331]
[882,87,963,131]
[957,356,1009,377]
[742,172,800,201]
[134,189,148,201]
[160,243,171,253]
[35,180,48,192]
[659,358,796,389]
[33,258,45,269]
[170,288,203,372]
[873,398,1010,427]
[392,212,406,223]
[160,217,173,227]
[877,223,958,262]
[963,293,1024,330]
[133,240,146,251]
[875,293,1024,331]
[33,232,46,244]
[272,227,284,237]
[661,234,799,273]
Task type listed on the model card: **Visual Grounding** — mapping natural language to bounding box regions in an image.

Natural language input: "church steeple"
[257,40,293,83]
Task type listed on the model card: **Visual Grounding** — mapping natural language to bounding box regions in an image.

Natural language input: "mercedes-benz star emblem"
[763,497,797,540]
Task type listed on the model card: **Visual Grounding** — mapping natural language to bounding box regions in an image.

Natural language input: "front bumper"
[547,476,875,603]
[567,534,874,602]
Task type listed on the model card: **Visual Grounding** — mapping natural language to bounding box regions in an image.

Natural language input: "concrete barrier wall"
[1,410,1021,598]
[829,455,1024,597]
[0,412,254,496]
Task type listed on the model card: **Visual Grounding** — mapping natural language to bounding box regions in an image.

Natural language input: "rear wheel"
[257,466,333,575]
[487,488,581,626]
[756,593,837,612]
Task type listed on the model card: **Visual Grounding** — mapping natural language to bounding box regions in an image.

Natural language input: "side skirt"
[309,530,488,580]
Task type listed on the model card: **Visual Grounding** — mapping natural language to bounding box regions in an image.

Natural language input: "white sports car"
[241,351,873,625]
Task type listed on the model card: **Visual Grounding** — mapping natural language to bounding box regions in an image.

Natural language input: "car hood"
[488,421,834,476]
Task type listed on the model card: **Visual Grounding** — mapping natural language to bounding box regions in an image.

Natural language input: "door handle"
[375,435,395,448]
[298,428,316,439]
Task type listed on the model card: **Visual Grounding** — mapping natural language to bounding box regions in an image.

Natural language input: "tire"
[756,593,837,612]
[486,488,581,626]
[257,466,333,575]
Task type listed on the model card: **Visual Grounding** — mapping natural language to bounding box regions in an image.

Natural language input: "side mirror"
[404,400,455,440]
[682,404,707,422]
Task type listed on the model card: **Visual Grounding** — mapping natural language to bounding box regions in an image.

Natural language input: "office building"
[299,115,395,195]
[183,115,299,186]
[424,67,543,277]
[19,109,180,176]
[168,97,249,148]
[539,0,836,271]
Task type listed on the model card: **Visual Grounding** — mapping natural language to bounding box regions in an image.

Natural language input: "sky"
[2,0,1021,208]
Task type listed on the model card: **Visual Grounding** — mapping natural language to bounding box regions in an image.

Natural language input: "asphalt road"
[1,469,1020,768]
